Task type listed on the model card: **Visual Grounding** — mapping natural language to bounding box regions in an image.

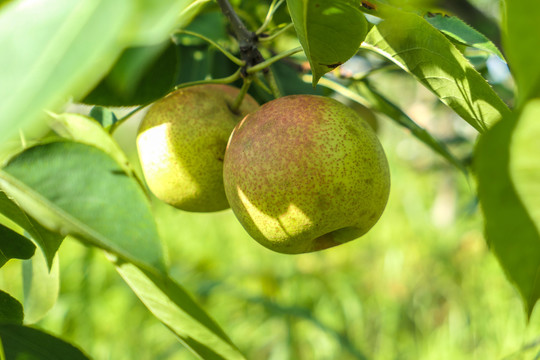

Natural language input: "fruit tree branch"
[216,0,266,75]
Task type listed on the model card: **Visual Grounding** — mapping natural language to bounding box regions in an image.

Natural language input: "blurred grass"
[3,85,540,360]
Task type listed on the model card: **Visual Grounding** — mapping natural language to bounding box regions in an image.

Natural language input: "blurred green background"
[2,0,539,359]
[5,78,540,359]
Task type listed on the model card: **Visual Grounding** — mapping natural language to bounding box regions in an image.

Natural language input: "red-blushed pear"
[223,95,390,254]
[137,84,259,212]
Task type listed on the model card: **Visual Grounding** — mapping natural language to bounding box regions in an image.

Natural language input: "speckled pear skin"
[223,95,390,254]
[137,84,259,212]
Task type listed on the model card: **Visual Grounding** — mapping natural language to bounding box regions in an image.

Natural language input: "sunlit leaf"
[287,0,368,85]
[475,100,540,317]
[0,141,166,273]
[424,12,505,62]
[362,9,510,132]
[0,191,62,268]
[49,113,133,176]
[0,324,89,360]
[0,291,23,325]
[0,0,132,144]
[510,99,540,249]
[0,0,204,144]
[0,223,35,268]
[502,0,540,104]
[116,262,246,360]
[22,250,59,324]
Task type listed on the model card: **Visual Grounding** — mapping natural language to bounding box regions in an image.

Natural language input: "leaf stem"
[174,69,242,90]
[259,23,294,43]
[246,47,303,74]
[256,0,287,35]
[252,74,272,94]
[173,30,245,66]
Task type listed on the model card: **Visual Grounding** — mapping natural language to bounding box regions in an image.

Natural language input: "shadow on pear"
[223,95,390,254]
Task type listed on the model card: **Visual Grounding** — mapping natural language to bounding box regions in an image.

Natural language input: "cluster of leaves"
[0,0,538,358]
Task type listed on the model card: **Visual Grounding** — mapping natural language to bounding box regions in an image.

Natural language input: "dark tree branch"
[215,0,267,75]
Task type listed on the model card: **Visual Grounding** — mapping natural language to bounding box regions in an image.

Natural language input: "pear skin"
[223,95,390,253]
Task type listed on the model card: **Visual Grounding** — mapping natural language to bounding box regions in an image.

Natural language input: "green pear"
[223,95,390,253]
[137,84,259,212]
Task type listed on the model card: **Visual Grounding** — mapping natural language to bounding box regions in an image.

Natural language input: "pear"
[137,84,258,212]
[223,95,390,253]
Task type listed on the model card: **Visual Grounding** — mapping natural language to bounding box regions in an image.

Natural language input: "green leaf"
[83,41,180,106]
[116,262,246,360]
[0,141,165,273]
[0,191,62,268]
[49,113,133,176]
[502,0,540,104]
[510,99,540,236]
[475,100,540,317]
[22,251,59,324]
[0,0,204,145]
[0,223,36,268]
[424,13,505,62]
[362,9,511,132]
[89,107,119,128]
[287,0,368,86]
[0,324,89,360]
[353,81,467,173]
[0,0,132,144]
[0,291,23,325]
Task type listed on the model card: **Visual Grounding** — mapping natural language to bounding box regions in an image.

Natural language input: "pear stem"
[264,69,282,99]
[230,77,253,114]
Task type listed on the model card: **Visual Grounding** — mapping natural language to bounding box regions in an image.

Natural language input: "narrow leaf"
[0,223,36,268]
[502,0,540,104]
[425,12,505,62]
[116,262,245,360]
[0,291,23,325]
[314,76,466,173]
[0,141,165,273]
[22,251,59,324]
[287,0,368,85]
[475,102,540,317]
[0,324,89,360]
[0,191,62,268]
[362,9,511,132]
[354,81,467,173]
